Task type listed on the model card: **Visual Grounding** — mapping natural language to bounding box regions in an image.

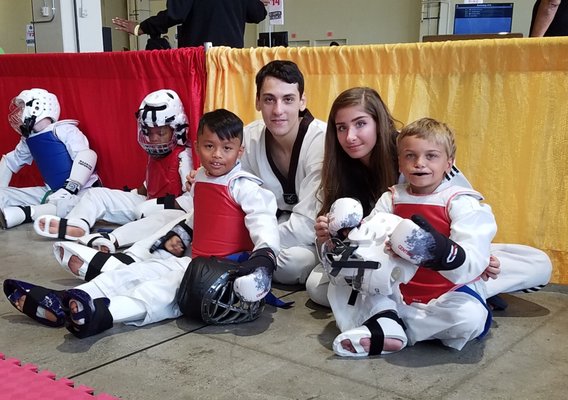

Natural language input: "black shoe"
[487,295,508,311]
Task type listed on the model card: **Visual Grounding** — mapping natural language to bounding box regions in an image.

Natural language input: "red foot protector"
[0,353,119,399]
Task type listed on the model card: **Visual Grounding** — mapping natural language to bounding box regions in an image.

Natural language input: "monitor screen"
[453,3,514,35]
[258,31,289,47]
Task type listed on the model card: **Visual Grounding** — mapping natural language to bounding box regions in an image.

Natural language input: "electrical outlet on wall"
[41,6,50,17]
[80,7,88,17]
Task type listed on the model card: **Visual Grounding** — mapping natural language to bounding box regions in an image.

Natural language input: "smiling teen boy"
[241,60,327,285]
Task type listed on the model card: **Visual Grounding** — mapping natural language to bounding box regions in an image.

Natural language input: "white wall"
[0,1,539,54]
[30,0,103,52]
[71,0,104,52]
[32,0,104,52]
[101,0,128,51]
[0,0,33,54]
[268,0,422,46]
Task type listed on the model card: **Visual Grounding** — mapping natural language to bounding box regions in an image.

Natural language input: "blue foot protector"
[3,279,67,327]
[65,289,113,338]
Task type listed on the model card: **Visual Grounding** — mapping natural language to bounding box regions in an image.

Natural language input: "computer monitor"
[453,3,514,35]
[257,31,289,47]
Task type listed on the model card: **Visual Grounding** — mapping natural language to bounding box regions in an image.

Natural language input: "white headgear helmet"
[136,89,189,156]
[8,88,60,137]
[321,210,418,296]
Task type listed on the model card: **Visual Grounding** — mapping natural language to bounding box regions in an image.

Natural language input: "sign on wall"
[268,0,284,25]
[26,24,35,47]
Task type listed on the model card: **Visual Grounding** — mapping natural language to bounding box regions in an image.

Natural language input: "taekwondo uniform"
[53,145,191,230]
[0,121,100,227]
[64,162,279,326]
[329,182,495,351]
[241,109,326,284]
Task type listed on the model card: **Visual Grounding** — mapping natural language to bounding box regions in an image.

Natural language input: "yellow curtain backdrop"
[205,38,568,284]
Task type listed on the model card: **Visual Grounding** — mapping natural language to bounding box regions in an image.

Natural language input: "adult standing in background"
[530,0,567,36]
[112,0,270,48]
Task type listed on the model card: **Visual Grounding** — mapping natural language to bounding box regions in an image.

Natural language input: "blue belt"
[455,285,492,338]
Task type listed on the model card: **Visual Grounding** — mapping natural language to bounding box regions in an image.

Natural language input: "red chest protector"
[392,184,480,305]
[146,146,185,199]
[191,171,254,258]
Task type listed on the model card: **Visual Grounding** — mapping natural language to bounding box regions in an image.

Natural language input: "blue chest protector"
[26,131,73,190]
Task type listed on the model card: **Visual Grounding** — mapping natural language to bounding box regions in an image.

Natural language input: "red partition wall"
[0,48,206,189]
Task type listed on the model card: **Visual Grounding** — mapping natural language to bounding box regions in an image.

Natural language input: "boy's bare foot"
[69,300,80,322]
[59,248,85,276]
[340,337,404,354]
[68,255,85,275]
[37,218,86,238]
[69,299,86,325]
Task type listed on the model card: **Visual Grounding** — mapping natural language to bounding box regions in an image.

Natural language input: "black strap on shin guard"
[85,252,135,281]
[347,289,358,306]
[86,232,110,247]
[363,311,406,356]
[113,253,136,264]
[85,232,118,249]
[58,218,90,239]
[58,219,68,239]
[18,206,33,224]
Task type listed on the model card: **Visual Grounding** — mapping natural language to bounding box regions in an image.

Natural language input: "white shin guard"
[78,232,118,253]
[53,241,127,280]
[0,203,57,229]
[31,203,57,219]
[1,206,27,229]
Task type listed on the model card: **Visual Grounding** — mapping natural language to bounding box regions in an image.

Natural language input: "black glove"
[237,248,277,276]
[150,220,193,256]
[411,214,465,271]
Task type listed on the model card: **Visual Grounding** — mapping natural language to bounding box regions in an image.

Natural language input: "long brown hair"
[318,87,400,216]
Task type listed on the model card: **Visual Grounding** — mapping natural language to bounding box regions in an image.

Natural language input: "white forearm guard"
[67,149,98,192]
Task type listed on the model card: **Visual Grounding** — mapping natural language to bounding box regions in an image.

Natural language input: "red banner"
[0,48,206,189]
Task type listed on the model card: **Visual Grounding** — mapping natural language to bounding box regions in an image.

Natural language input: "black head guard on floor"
[177,256,265,324]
